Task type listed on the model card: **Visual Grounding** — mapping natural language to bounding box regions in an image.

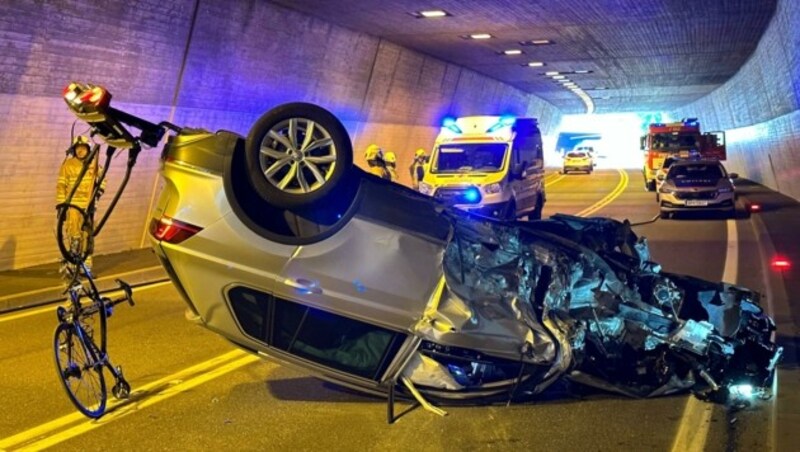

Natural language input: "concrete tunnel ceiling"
[270,0,778,114]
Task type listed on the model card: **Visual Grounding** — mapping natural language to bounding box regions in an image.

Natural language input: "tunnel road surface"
[1,169,797,451]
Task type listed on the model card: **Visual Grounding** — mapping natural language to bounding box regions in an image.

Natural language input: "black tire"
[54,323,107,418]
[645,180,656,192]
[244,103,354,209]
[659,210,670,220]
[56,204,94,265]
[530,197,544,220]
[505,201,518,221]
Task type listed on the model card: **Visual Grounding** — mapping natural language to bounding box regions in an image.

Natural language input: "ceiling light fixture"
[552,75,566,79]
[526,61,545,67]
[544,71,560,76]
[573,70,591,74]
[501,49,523,55]
[464,33,493,40]
[413,9,450,18]
[520,39,553,46]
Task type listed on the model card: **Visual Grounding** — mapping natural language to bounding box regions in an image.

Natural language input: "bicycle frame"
[54,261,133,418]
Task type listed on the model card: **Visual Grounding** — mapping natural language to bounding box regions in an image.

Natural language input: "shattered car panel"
[404,210,781,402]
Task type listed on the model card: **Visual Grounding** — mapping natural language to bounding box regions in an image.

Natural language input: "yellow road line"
[0,265,164,302]
[574,169,628,217]
[1,350,254,450]
[0,281,172,324]
[544,174,566,187]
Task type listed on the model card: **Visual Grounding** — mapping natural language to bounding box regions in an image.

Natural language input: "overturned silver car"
[64,85,780,411]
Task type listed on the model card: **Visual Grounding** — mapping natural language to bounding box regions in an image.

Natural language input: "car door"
[272,183,448,333]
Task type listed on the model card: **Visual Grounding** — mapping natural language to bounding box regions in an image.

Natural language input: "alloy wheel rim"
[258,118,337,195]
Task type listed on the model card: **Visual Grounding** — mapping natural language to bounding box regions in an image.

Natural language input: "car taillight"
[149,216,202,244]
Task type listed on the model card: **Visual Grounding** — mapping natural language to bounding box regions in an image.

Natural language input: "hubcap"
[258,118,337,195]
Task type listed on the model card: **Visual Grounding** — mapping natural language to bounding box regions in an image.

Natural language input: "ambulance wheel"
[505,201,517,221]
[530,198,544,220]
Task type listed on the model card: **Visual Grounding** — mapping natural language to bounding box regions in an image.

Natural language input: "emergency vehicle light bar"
[486,116,516,133]
[442,117,462,134]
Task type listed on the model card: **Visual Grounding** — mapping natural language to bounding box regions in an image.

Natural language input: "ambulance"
[418,115,546,220]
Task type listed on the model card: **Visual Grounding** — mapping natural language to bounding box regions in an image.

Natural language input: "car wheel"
[530,197,544,220]
[660,210,670,219]
[645,180,656,192]
[504,200,517,221]
[244,102,355,209]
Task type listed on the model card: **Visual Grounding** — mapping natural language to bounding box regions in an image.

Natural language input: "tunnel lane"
[0,169,791,451]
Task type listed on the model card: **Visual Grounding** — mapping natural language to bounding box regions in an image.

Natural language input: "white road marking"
[671,219,737,452]
[0,281,172,324]
[0,265,164,302]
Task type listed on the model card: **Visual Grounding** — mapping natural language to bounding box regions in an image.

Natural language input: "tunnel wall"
[0,0,561,271]
[671,0,800,200]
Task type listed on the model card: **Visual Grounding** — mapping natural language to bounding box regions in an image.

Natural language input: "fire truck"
[640,118,726,191]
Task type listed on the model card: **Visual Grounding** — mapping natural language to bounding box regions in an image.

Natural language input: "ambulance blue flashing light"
[443,117,462,134]
[486,115,517,133]
[462,186,481,204]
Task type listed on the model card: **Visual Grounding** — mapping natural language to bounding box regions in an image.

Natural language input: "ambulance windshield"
[433,143,508,173]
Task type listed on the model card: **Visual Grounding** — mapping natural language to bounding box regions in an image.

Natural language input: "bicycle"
[53,262,135,418]
[53,97,150,417]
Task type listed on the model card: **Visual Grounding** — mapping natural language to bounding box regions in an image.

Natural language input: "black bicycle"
[52,137,137,418]
[53,265,135,418]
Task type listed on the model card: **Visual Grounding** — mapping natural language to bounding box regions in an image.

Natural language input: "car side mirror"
[729,172,739,179]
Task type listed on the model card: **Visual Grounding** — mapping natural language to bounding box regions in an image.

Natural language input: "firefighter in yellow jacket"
[56,136,104,274]
[364,144,390,179]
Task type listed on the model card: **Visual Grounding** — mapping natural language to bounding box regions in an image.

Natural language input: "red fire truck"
[640,119,726,191]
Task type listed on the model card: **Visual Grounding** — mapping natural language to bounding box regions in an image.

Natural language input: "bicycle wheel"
[53,322,107,418]
[56,203,94,265]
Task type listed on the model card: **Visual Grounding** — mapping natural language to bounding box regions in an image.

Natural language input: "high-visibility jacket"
[56,157,104,208]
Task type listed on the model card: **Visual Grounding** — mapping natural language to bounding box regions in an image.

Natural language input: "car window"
[667,164,724,180]
[227,286,407,380]
[567,151,587,158]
